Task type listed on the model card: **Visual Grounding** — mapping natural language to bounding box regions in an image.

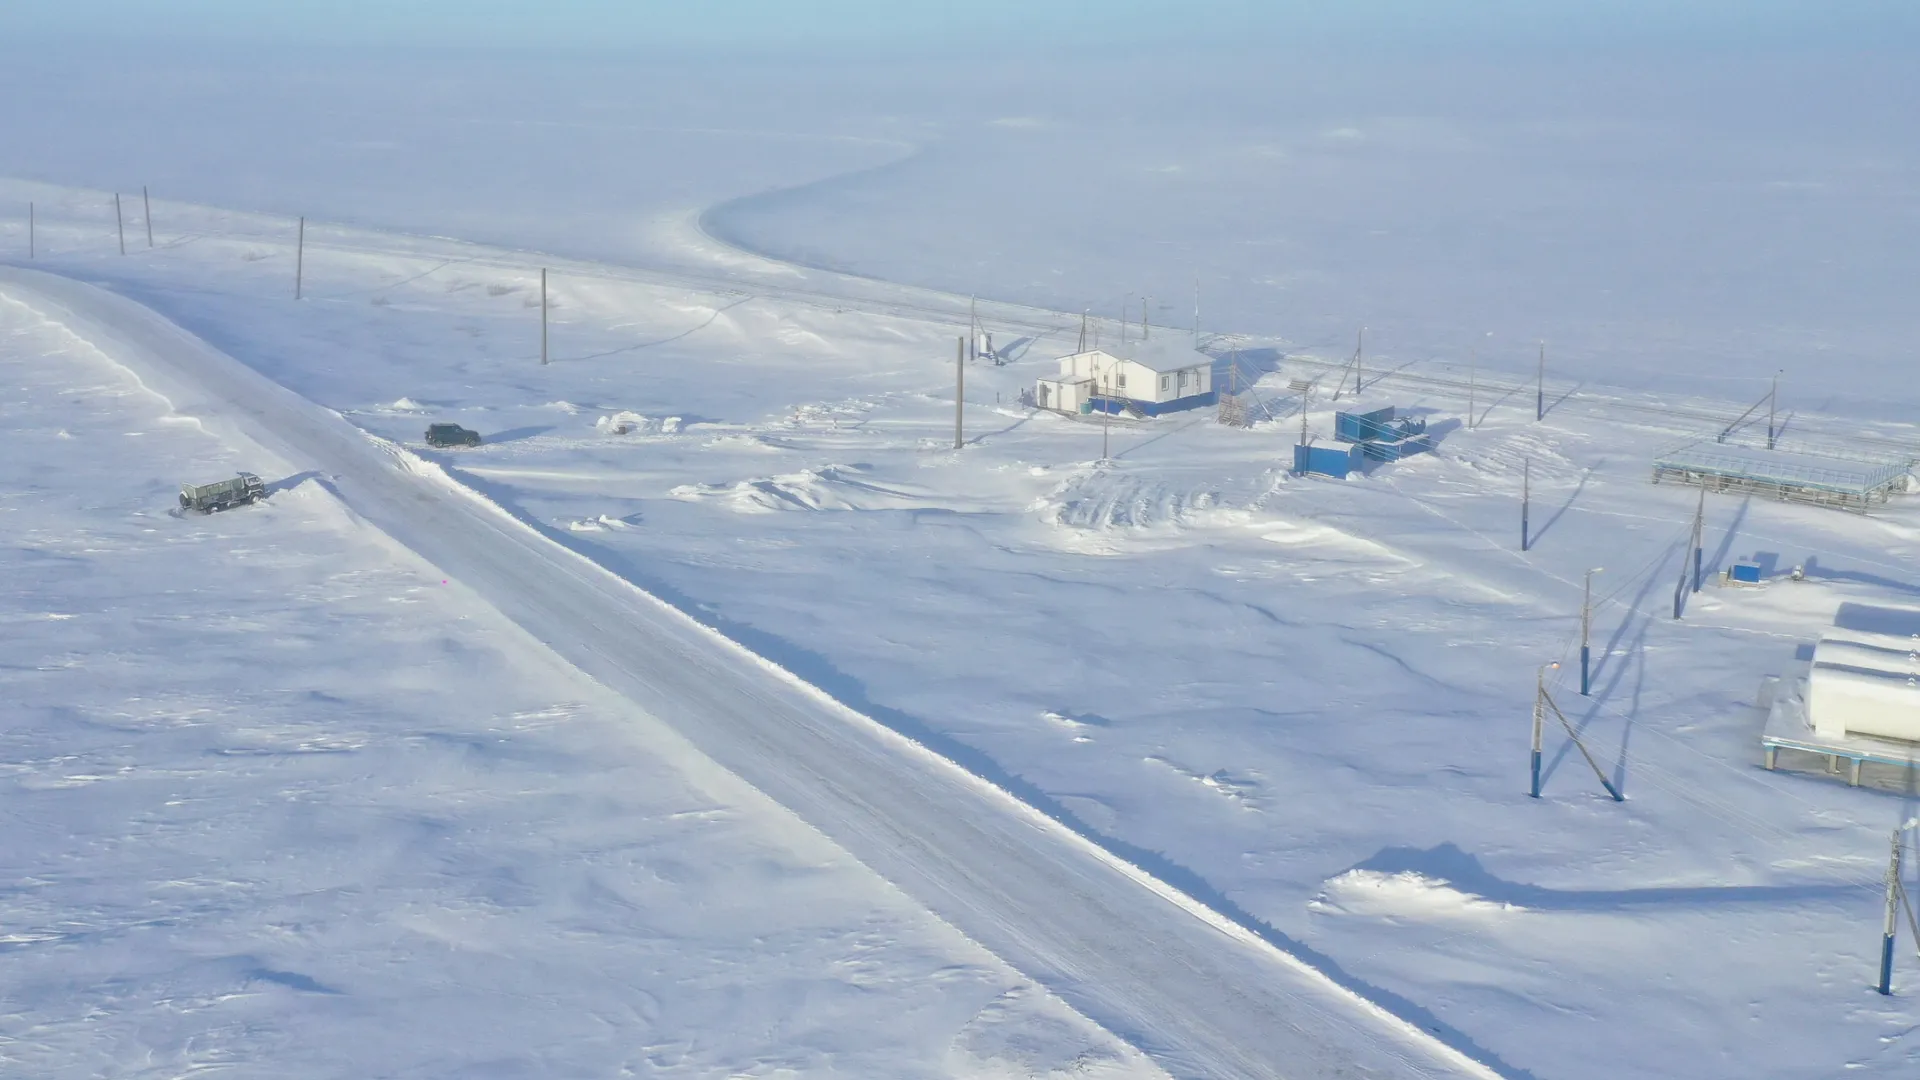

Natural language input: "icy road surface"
[0,268,1501,1079]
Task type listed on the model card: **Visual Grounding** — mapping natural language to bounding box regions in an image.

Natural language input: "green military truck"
[179,472,267,513]
[425,422,482,448]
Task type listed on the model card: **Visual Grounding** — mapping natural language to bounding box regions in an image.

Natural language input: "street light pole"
[1582,568,1603,696]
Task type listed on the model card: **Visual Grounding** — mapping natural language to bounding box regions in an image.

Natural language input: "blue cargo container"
[1294,442,1367,478]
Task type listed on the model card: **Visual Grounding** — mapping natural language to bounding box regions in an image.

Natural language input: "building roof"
[1062,339,1210,374]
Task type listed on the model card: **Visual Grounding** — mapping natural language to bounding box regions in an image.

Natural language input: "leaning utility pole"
[954,336,965,450]
[1077,310,1089,354]
[114,193,125,255]
[294,216,305,299]
[143,186,154,247]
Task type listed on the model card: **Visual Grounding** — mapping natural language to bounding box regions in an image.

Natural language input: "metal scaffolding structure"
[1652,439,1911,512]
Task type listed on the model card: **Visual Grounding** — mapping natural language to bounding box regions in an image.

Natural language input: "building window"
[1160,375,1171,392]
[1116,373,1127,390]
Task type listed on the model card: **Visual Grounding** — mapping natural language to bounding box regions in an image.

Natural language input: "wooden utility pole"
[1102,385,1110,459]
[143,186,153,247]
[1690,487,1705,592]
[1141,295,1150,340]
[1767,371,1780,449]
[114,194,125,255]
[294,216,305,299]
[1354,327,1365,397]
[1531,662,1553,797]
[1536,341,1546,421]
[1469,342,1477,429]
[1521,458,1531,552]
[540,269,549,365]
[1581,567,1603,695]
[1077,310,1088,354]
[954,336,965,449]
[1672,502,1696,620]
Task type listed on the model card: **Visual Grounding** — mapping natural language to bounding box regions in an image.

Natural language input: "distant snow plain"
[3,38,1920,1078]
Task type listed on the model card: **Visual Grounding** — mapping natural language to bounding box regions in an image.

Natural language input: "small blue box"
[1730,562,1763,584]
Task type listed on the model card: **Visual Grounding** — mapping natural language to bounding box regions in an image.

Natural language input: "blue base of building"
[1085,391,1217,417]
[1294,442,1367,478]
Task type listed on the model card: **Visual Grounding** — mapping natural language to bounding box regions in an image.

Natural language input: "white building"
[1035,339,1216,417]
[1808,629,1920,743]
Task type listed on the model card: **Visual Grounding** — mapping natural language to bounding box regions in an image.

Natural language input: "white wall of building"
[1049,349,1212,405]
[1808,633,1920,741]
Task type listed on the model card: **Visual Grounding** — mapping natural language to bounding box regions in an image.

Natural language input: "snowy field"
[0,260,1163,1078]
[5,27,1920,1079]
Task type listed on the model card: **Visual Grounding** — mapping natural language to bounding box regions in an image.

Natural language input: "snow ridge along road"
[0,266,1507,1080]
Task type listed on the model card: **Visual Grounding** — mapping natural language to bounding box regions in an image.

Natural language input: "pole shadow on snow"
[1544,613,1646,797]
[1590,538,1677,694]
[438,462,1543,1080]
[1348,843,1860,912]
[1702,495,1752,589]
[1526,462,1601,549]
[1807,563,1920,600]
[482,425,554,445]
[1542,380,1583,420]
[266,470,324,496]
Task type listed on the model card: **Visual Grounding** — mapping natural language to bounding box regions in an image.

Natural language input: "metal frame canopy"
[1652,439,1911,512]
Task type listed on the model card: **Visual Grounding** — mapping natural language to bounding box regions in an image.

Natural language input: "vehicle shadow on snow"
[267,470,326,496]
[483,425,555,445]
[1347,843,1860,911]
[441,461,1547,1080]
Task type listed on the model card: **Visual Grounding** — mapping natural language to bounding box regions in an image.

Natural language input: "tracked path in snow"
[0,269,1508,1080]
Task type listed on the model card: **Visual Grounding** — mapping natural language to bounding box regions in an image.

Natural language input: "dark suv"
[425,422,482,448]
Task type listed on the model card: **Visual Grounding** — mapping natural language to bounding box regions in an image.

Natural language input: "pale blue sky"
[7,1,1916,52]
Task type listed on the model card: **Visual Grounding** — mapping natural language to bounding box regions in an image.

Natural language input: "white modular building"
[1808,630,1920,743]
[1035,340,1216,417]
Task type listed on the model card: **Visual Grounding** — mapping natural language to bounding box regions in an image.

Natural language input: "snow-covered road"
[0,266,1502,1080]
